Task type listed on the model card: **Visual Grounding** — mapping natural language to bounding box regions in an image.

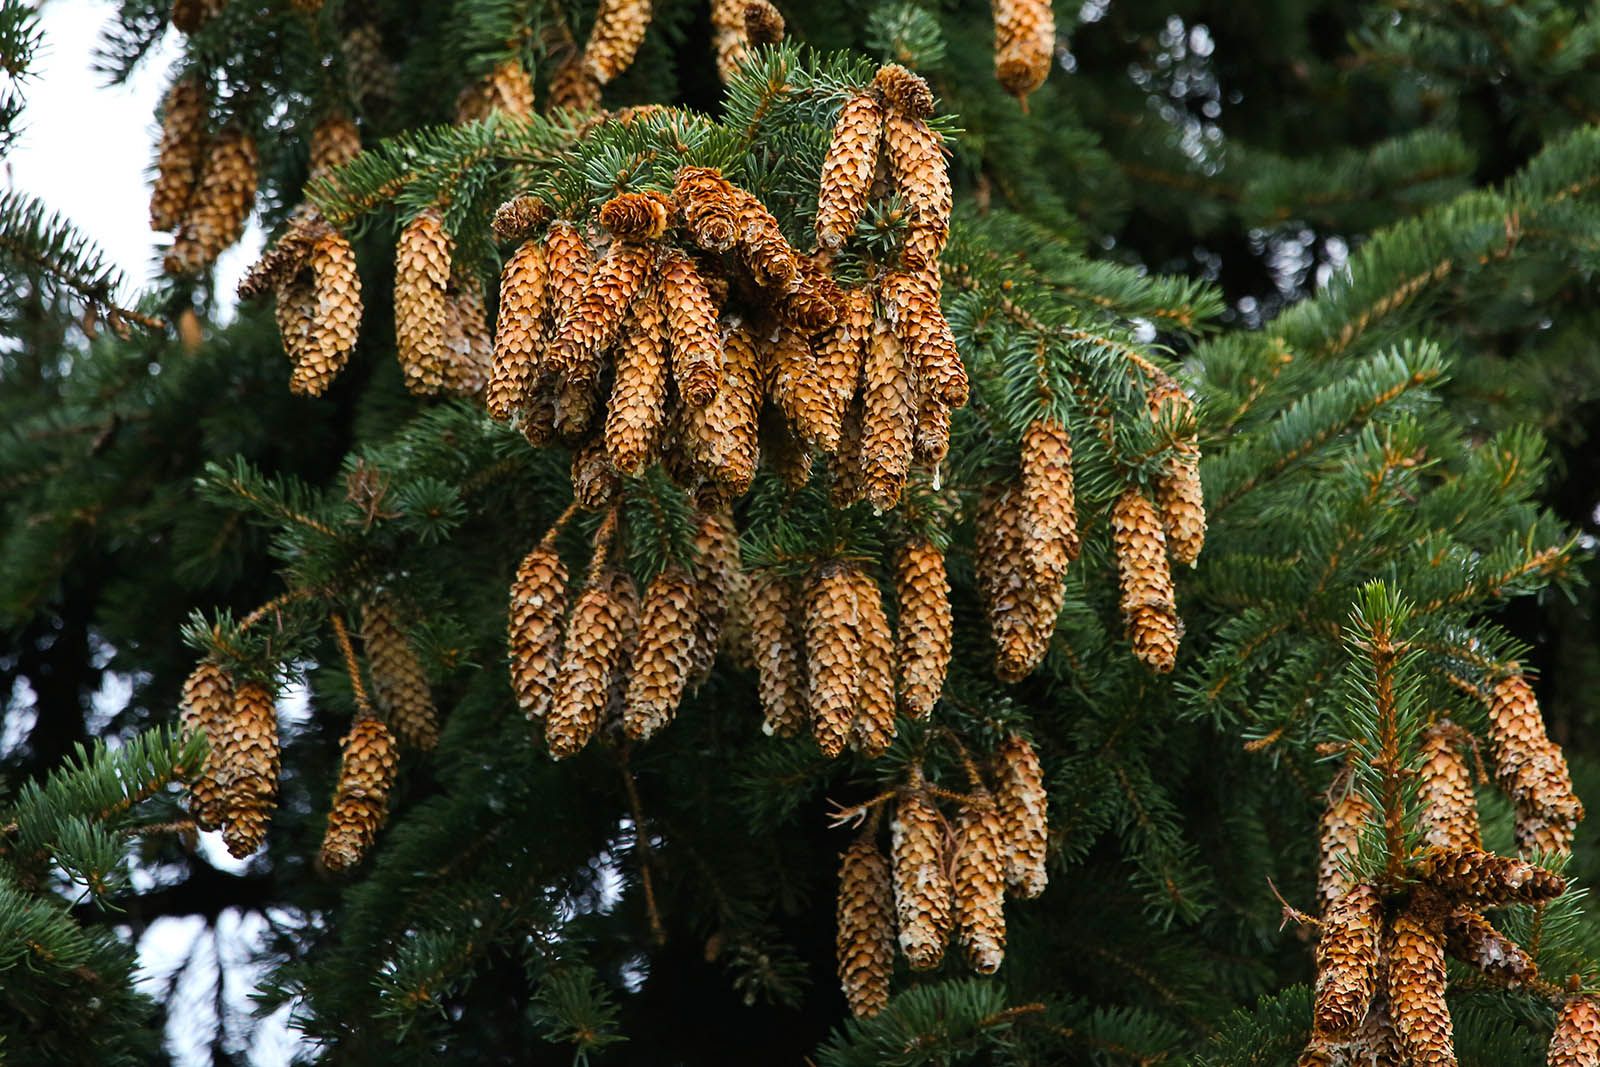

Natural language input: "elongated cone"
[217,679,280,858]
[605,287,669,473]
[882,111,951,275]
[807,565,861,758]
[363,599,439,750]
[1484,671,1583,856]
[394,210,453,395]
[831,397,869,508]
[571,435,620,510]
[892,785,952,970]
[1550,996,1600,1067]
[584,0,652,83]
[674,166,742,251]
[995,733,1048,898]
[1417,844,1564,906]
[780,257,842,335]
[551,240,653,384]
[750,573,807,737]
[894,537,951,720]
[295,229,362,397]
[509,543,569,720]
[764,412,815,489]
[952,790,1007,973]
[456,58,535,122]
[768,325,840,452]
[660,250,723,406]
[709,0,751,82]
[1418,723,1480,851]
[836,836,895,1018]
[684,318,762,494]
[1148,376,1206,565]
[1111,486,1180,673]
[320,716,399,872]
[240,208,321,300]
[976,486,1063,681]
[165,126,259,275]
[1318,779,1373,913]
[1443,909,1535,984]
[992,0,1055,101]
[688,507,740,683]
[816,92,886,249]
[1386,894,1456,1067]
[548,569,638,759]
[309,112,362,178]
[275,275,317,377]
[623,567,697,741]
[860,316,917,511]
[151,76,206,233]
[731,188,804,292]
[816,286,872,413]
[1018,417,1080,582]
[914,393,951,467]
[848,570,896,758]
[881,271,966,408]
[488,238,549,420]
[180,661,233,831]
[1313,883,1382,1037]
[441,272,493,395]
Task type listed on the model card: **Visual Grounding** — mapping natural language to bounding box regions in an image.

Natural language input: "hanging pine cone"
[1318,776,1373,912]
[674,166,742,251]
[768,324,840,452]
[1312,882,1383,1038]
[991,0,1055,102]
[320,716,400,873]
[584,0,652,84]
[605,287,670,473]
[509,542,569,721]
[1385,894,1456,1067]
[570,436,621,510]
[848,569,896,758]
[994,733,1048,899]
[441,270,493,396]
[275,275,318,382]
[816,91,886,249]
[150,76,206,233]
[309,112,362,178]
[893,536,951,721]
[1443,909,1535,984]
[880,270,966,409]
[622,567,698,742]
[860,315,917,512]
[951,789,1007,974]
[1110,485,1181,673]
[1550,996,1600,1067]
[683,318,762,495]
[394,210,453,395]
[165,125,259,276]
[914,393,951,467]
[816,286,872,416]
[892,784,952,971]
[749,573,808,737]
[180,660,233,831]
[806,565,862,759]
[1148,376,1206,566]
[1483,670,1583,856]
[836,835,895,1018]
[730,188,804,292]
[488,237,549,421]
[1018,416,1080,583]
[709,0,752,83]
[660,250,724,407]
[547,569,638,759]
[1418,723,1480,851]
[217,679,280,858]
[873,64,935,120]
[1416,845,1564,906]
[881,104,951,274]
[362,598,439,751]
[551,240,654,386]
[494,195,553,243]
[977,485,1063,682]
[293,228,362,397]
[688,506,742,682]
[457,58,536,122]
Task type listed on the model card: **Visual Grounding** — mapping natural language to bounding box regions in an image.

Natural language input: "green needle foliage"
[1,0,1599,1065]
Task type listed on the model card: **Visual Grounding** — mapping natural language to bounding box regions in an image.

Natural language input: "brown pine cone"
[913,392,951,466]
[709,0,752,83]
[150,75,206,233]
[1416,845,1564,906]
[584,0,652,84]
[297,228,362,397]
[493,195,553,243]
[1417,723,1480,852]
[848,569,896,758]
[217,679,280,859]
[806,564,862,759]
[1313,882,1383,1038]
[1148,376,1206,566]
[1484,671,1583,856]
[815,286,872,415]
[951,789,1007,974]
[598,191,672,240]
[165,125,258,276]
[892,785,952,970]
[441,271,493,396]
[976,485,1063,682]
[1110,486,1180,673]
[836,836,895,1018]
[731,187,804,292]
[393,210,454,395]
[873,64,935,119]
[1318,777,1373,913]
[276,275,318,385]
[180,661,233,831]
[1442,908,1535,985]
[816,91,886,249]
[749,572,808,737]
[860,315,917,512]
[547,569,638,759]
[320,716,400,873]
[674,166,742,251]
[688,506,741,683]
[309,112,362,179]
[767,325,840,452]
[893,536,951,720]
[550,240,654,385]
[509,543,569,720]
[994,733,1048,899]
[570,435,621,510]
[363,597,439,751]
[1385,893,1455,1067]
[880,270,966,408]
[547,55,602,113]
[683,317,762,495]
[605,286,670,474]
[882,111,950,274]
[488,237,550,420]
[1550,996,1600,1067]
[659,250,724,407]
[622,567,698,741]
[991,0,1055,101]
[1018,417,1080,582]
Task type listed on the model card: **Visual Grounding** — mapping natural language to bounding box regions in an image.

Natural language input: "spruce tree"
[2,0,1599,1064]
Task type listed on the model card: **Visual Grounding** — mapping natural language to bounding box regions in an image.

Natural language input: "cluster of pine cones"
[1305,669,1587,1066]
[836,741,1047,1017]
[150,75,258,277]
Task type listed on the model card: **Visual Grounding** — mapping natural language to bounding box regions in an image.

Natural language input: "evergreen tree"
[2,0,1599,1064]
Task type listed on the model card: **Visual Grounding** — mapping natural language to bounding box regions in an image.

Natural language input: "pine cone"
[623,567,697,741]
[977,485,1063,682]
[442,270,493,396]
[1111,486,1180,673]
[660,250,724,407]
[1148,376,1205,566]
[1418,723,1480,851]
[548,55,602,113]
[1385,894,1455,1067]
[674,166,742,251]
[749,573,807,737]
[598,191,672,240]
[709,0,752,82]
[894,536,951,720]
[584,0,652,84]
[217,679,280,858]
[550,240,654,385]
[309,112,362,179]
[457,59,535,121]
[341,24,398,110]
[881,271,966,409]
[767,325,840,452]
[571,435,621,510]
[991,0,1055,101]
[806,565,862,759]
[509,543,569,720]
[816,92,886,249]
[1018,417,1080,583]
[488,238,550,420]
[778,256,842,335]
[892,786,952,970]
[545,221,596,336]
[297,228,362,397]
[836,836,895,1018]
[1318,779,1373,913]
[688,506,741,683]
[276,275,318,383]
[180,661,233,831]
[730,188,804,292]
[848,569,896,758]
[764,412,815,489]
[816,286,872,415]
[1416,845,1564,906]
[882,111,950,274]
[1313,882,1382,1038]
[165,125,258,276]
[860,315,917,512]
[952,789,1007,973]
[1442,908,1534,985]
[320,716,400,873]
[873,64,935,119]
[914,393,951,466]
[394,210,454,395]
[363,598,439,751]
[1550,996,1600,1067]
[493,195,553,243]
[683,317,762,495]
[547,569,638,758]
[994,733,1048,899]
[605,286,669,473]
[1484,671,1583,856]
[150,76,206,233]
[744,0,784,44]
